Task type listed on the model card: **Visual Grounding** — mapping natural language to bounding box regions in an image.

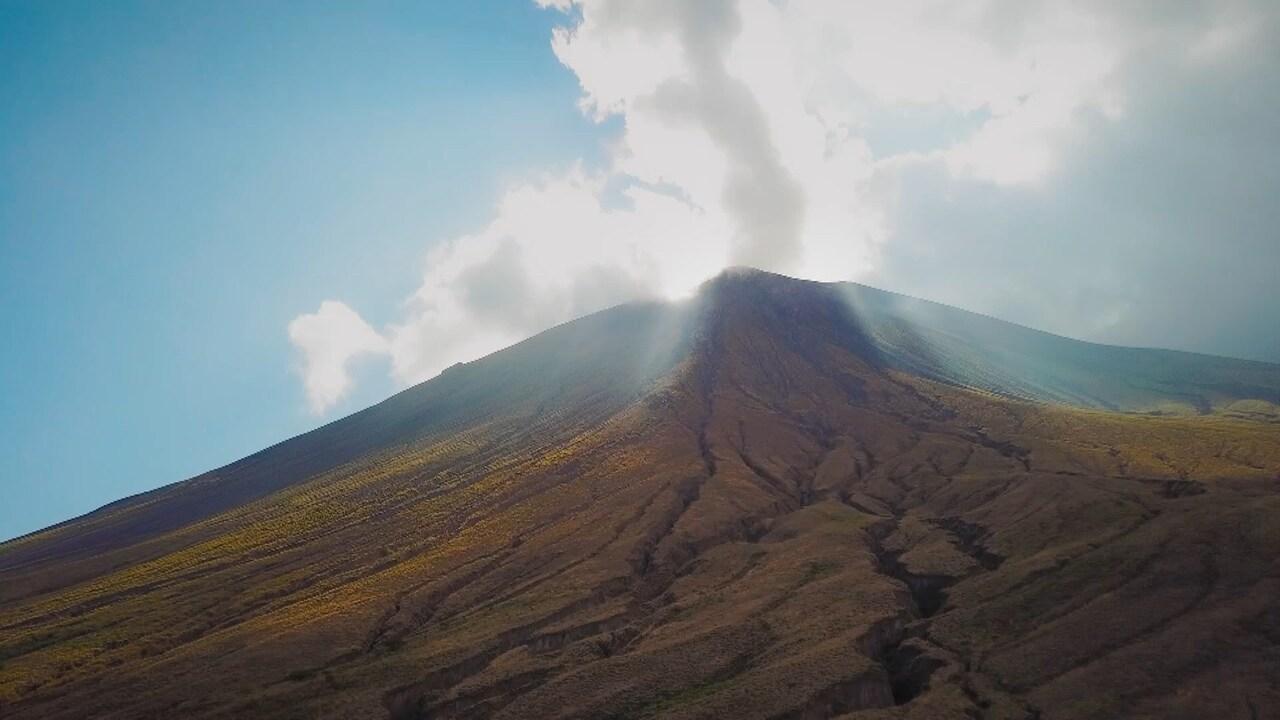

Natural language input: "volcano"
[3,269,1279,720]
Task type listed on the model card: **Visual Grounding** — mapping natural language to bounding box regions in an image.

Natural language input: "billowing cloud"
[287,301,389,414]
[869,1,1280,361]
[290,0,1280,413]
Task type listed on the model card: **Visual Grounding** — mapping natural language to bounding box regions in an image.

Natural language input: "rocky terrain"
[3,269,1279,719]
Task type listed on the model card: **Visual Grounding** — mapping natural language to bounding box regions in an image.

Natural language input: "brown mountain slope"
[2,270,1279,720]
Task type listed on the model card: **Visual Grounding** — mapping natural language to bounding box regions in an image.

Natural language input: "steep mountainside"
[2,269,1279,720]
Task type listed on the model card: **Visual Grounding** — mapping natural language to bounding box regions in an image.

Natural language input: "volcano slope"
[3,270,1280,720]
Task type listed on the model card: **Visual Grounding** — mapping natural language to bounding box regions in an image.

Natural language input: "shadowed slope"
[833,277,1280,414]
[2,269,1278,720]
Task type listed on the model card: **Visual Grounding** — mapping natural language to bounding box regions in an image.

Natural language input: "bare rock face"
[3,269,1280,720]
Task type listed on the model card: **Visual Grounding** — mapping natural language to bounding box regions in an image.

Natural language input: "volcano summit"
[3,269,1279,719]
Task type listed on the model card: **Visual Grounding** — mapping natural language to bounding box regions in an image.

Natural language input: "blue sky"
[0,0,608,540]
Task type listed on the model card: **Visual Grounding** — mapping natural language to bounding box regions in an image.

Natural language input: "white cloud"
[383,166,731,386]
[287,301,389,415]
[290,0,1280,412]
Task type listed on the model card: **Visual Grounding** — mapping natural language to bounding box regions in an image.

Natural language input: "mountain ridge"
[12,268,1275,546]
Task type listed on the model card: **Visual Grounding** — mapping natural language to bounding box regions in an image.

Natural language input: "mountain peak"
[700,264,821,292]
